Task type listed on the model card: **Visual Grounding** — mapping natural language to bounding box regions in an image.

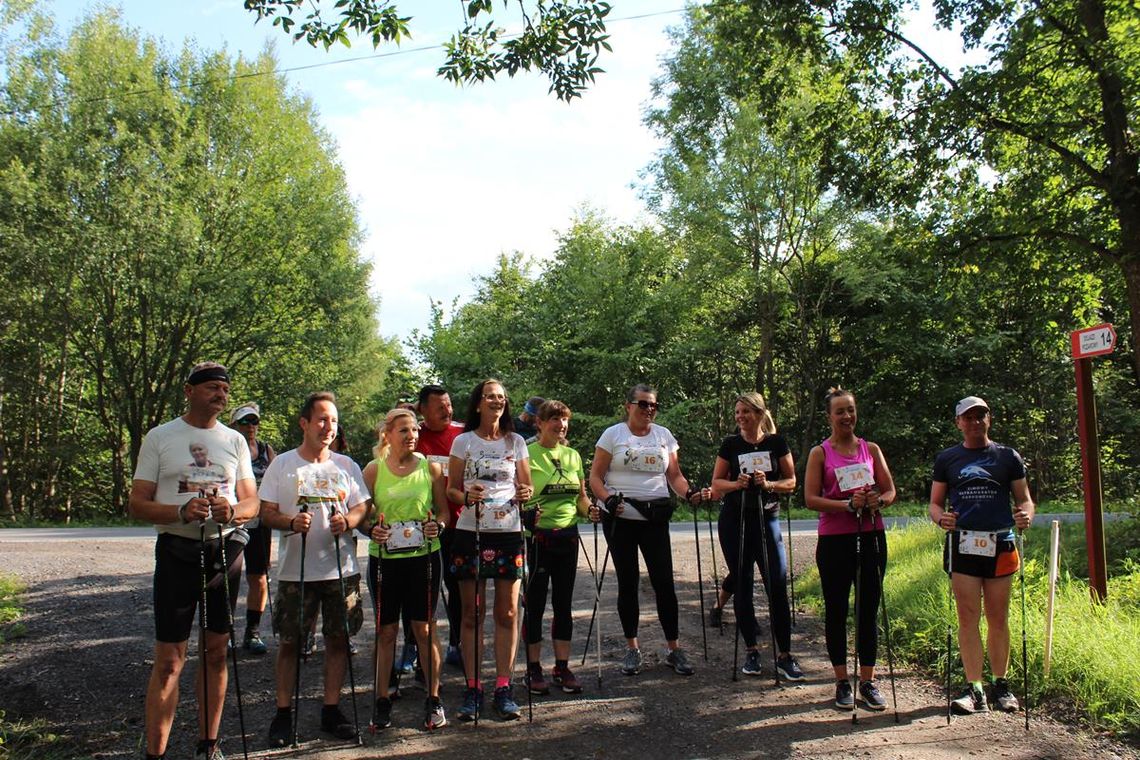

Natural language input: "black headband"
[186,366,230,385]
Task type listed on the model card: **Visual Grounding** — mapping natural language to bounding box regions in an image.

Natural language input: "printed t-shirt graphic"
[450,432,528,533]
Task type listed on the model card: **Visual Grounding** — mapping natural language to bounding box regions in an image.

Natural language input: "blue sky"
[46,1,964,346]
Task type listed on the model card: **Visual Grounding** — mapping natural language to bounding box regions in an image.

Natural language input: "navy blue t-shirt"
[932,442,1027,537]
[717,433,790,511]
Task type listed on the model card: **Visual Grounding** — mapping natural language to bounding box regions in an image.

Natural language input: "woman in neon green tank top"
[363,408,449,731]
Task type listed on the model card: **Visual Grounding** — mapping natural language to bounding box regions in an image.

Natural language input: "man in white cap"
[929,395,1034,716]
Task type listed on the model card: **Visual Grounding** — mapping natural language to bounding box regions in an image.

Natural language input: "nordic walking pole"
[580,495,618,666]
[1018,530,1030,732]
[369,513,385,735]
[852,506,863,725]
[730,494,746,682]
[197,491,211,755]
[425,511,435,731]
[329,504,363,746]
[688,487,709,661]
[706,501,723,635]
[751,479,780,687]
[215,491,250,760]
[594,518,602,687]
[785,495,796,628]
[872,528,898,724]
[518,501,534,723]
[292,504,309,748]
[473,499,483,729]
[945,516,955,726]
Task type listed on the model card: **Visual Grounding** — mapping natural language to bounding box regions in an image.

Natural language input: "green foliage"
[0,9,404,518]
[242,0,612,101]
[798,520,1140,735]
[0,575,25,648]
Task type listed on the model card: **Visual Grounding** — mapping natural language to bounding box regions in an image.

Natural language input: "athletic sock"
[247,609,263,629]
[466,678,480,689]
[276,706,291,719]
[528,660,541,670]
[195,739,216,755]
[555,659,568,670]
[970,680,985,691]
[495,676,511,689]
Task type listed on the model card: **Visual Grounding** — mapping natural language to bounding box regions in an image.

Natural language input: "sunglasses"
[236,417,259,426]
[633,400,660,412]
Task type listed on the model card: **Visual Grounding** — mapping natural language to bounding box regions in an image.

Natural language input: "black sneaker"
[858,680,887,711]
[267,710,291,748]
[665,647,695,676]
[243,628,268,655]
[835,679,854,709]
[371,697,392,731]
[951,685,989,715]
[992,678,1020,712]
[776,654,805,682]
[320,704,357,740]
[741,649,763,676]
[194,740,224,760]
[621,648,643,676]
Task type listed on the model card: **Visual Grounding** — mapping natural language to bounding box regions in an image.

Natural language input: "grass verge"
[796,519,1140,739]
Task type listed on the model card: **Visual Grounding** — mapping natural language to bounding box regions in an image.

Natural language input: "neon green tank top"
[368,455,439,559]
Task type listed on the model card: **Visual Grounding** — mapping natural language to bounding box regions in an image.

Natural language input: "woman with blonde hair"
[710,392,803,681]
[362,408,449,730]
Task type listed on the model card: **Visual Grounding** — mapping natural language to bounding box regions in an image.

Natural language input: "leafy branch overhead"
[242,0,613,100]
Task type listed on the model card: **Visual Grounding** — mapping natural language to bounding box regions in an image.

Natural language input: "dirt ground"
[0,528,1136,760]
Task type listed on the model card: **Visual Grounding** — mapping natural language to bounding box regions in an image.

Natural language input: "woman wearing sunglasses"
[588,384,710,677]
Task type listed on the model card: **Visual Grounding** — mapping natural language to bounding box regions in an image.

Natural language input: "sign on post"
[1070,323,1114,602]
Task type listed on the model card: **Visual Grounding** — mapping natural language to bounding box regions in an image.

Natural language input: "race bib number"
[623,445,666,473]
[958,529,998,558]
[386,520,425,552]
[477,499,518,531]
[834,462,874,492]
[738,451,772,474]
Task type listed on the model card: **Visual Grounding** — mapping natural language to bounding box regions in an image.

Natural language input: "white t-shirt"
[596,422,679,518]
[133,417,254,540]
[449,431,529,533]
[259,449,368,582]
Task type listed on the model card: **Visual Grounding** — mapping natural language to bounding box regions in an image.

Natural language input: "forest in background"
[1,1,1137,521]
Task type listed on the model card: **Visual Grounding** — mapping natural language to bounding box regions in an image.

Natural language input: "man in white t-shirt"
[259,391,370,747]
[129,362,260,760]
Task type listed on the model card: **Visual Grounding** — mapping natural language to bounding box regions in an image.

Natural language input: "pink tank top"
[818,438,885,536]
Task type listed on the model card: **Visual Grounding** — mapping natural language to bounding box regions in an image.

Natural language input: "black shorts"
[448,530,524,581]
[943,531,1020,579]
[153,532,244,643]
[377,551,443,625]
[244,523,272,575]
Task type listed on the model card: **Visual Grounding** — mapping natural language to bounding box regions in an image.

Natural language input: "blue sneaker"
[493,685,521,720]
[457,686,482,721]
[398,641,418,674]
[445,645,463,670]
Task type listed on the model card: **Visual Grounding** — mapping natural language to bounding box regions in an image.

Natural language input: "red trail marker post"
[1070,323,1116,602]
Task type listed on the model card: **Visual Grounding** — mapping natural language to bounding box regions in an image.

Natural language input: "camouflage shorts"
[273,575,363,643]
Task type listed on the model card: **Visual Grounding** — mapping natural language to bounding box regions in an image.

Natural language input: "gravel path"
[0,528,1136,760]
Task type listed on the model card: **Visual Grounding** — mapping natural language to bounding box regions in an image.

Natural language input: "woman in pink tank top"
[803,386,896,713]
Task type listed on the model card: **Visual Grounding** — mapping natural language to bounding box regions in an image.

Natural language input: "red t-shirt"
[417,421,465,527]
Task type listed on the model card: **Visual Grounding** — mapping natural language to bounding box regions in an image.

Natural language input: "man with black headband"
[129,361,260,760]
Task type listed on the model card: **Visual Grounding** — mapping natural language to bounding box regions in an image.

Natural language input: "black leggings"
[439,529,463,646]
[816,530,887,668]
[603,516,679,641]
[524,528,580,645]
[717,503,792,651]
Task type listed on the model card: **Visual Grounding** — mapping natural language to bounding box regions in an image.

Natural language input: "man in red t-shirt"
[414,385,465,668]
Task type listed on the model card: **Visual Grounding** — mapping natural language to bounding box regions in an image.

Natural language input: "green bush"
[798,520,1140,736]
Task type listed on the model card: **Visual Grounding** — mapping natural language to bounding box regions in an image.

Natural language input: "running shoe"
[398,641,418,673]
[242,628,268,655]
[371,697,392,730]
[527,664,550,695]
[424,696,447,730]
[665,647,695,676]
[457,687,483,721]
[859,680,887,711]
[835,679,854,709]
[320,704,357,740]
[445,644,464,669]
[741,649,763,676]
[621,648,643,676]
[493,685,521,720]
[709,605,723,627]
[267,710,291,748]
[348,637,359,657]
[302,632,317,657]
[951,685,989,715]
[776,654,805,682]
[991,678,1020,713]
[194,743,224,760]
[552,664,583,694]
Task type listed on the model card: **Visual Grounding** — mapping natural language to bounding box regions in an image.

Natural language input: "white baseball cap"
[230,403,261,424]
[955,396,989,417]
